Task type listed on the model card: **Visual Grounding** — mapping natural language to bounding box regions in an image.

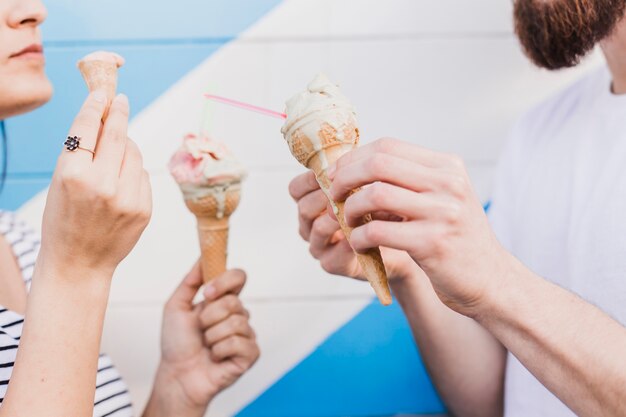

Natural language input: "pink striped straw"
[204,94,287,120]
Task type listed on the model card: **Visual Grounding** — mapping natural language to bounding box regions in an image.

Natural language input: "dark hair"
[514,0,626,70]
[0,120,6,194]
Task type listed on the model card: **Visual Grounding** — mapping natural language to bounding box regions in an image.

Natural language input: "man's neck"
[601,19,626,94]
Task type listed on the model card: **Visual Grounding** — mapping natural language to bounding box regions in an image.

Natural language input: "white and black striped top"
[0,211,133,417]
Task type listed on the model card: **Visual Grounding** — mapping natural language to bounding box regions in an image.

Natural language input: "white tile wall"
[245,0,515,39]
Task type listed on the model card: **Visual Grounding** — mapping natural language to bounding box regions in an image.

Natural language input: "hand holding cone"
[282,74,392,305]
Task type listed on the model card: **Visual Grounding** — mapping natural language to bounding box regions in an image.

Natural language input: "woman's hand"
[328,138,509,315]
[1,91,151,417]
[40,90,152,277]
[145,265,259,417]
[288,170,420,283]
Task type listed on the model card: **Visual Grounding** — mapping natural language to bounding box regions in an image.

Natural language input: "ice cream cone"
[184,183,242,283]
[77,51,124,119]
[288,120,392,305]
[169,134,246,283]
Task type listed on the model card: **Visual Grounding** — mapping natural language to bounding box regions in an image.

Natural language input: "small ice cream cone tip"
[77,51,124,117]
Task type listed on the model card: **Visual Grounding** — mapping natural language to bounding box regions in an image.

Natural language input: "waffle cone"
[185,186,241,283]
[78,60,118,118]
[289,122,392,305]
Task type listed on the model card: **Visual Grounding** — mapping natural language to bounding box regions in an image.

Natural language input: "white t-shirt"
[488,65,626,417]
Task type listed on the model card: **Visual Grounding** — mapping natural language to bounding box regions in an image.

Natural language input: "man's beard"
[514,0,626,70]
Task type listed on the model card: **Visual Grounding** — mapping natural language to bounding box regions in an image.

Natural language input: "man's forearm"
[0,259,112,417]
[474,254,626,417]
[391,272,506,417]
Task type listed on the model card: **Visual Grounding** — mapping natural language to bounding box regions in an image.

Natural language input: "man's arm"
[288,168,507,417]
[391,265,506,417]
[473,255,626,417]
[330,138,626,417]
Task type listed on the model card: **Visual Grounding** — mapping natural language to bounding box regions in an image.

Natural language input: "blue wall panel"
[44,0,281,41]
[237,300,446,417]
[4,0,284,207]
[0,179,51,211]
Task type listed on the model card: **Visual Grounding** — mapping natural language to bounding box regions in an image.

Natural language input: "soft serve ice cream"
[280,74,392,305]
[281,73,358,169]
[169,134,247,217]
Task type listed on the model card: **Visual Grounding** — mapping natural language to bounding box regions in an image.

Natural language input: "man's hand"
[328,138,509,315]
[144,265,259,417]
[289,170,421,283]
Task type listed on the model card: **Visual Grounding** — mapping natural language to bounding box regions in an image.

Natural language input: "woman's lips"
[9,44,44,62]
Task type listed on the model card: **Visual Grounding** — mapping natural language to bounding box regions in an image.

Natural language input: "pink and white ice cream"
[169,134,247,212]
[169,134,246,282]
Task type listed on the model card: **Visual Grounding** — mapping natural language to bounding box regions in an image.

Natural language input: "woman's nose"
[7,0,48,29]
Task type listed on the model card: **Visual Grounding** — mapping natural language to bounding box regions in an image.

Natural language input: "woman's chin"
[0,77,53,119]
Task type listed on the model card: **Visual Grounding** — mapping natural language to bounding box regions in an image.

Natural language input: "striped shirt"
[0,211,133,417]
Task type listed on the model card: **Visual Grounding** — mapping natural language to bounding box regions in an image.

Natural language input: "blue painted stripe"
[3,0,283,209]
[43,0,282,41]
[0,178,51,211]
[237,299,446,417]
[44,38,235,48]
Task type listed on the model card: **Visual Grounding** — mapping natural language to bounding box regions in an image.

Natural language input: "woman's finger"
[118,139,145,195]
[203,269,247,301]
[199,294,246,328]
[165,261,202,311]
[203,314,255,346]
[210,335,258,362]
[138,169,153,218]
[59,90,108,167]
[93,94,130,178]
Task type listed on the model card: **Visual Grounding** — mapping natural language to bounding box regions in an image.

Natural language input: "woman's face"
[0,0,52,119]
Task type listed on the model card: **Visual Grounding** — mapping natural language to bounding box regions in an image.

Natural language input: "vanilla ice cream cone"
[77,51,125,118]
[282,74,392,305]
[184,183,242,283]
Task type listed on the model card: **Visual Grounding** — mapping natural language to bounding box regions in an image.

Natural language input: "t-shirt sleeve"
[488,118,529,253]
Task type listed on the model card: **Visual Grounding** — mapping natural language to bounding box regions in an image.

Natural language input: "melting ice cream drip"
[169,134,247,191]
[281,73,358,170]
